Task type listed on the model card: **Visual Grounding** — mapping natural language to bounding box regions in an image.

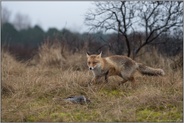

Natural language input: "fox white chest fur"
[92,66,102,77]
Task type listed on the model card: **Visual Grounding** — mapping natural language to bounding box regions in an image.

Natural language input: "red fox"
[86,52,165,87]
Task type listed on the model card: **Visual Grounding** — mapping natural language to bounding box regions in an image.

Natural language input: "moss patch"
[136,107,182,122]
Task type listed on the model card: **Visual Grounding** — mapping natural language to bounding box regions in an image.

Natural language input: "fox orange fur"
[86,52,165,87]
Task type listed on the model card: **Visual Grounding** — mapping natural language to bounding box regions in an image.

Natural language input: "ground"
[1,48,183,122]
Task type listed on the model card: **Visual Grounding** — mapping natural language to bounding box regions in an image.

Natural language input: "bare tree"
[85,1,183,57]
[1,7,11,24]
[85,1,137,56]
[13,13,31,31]
[135,1,183,56]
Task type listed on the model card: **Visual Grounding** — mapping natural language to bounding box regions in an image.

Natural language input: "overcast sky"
[2,1,94,33]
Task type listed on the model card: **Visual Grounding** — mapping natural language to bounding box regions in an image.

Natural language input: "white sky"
[2,1,94,33]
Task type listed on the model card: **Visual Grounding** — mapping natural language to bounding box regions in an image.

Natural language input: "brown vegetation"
[1,42,183,122]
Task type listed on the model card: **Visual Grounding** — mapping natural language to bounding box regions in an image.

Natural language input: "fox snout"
[89,67,94,70]
[87,62,100,70]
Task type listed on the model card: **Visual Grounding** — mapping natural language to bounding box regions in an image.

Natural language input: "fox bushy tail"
[137,63,165,76]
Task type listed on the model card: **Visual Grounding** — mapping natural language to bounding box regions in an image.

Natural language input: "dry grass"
[1,44,183,122]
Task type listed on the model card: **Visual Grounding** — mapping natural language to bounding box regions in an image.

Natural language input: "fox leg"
[119,72,130,85]
[119,76,136,88]
[129,77,136,89]
[120,70,136,88]
[88,77,97,85]
[104,75,108,83]
[91,76,101,84]
[119,79,128,86]
[104,71,109,83]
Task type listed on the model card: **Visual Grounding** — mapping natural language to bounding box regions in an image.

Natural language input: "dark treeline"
[1,22,183,60]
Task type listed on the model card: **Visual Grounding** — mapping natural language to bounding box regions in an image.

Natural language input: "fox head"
[86,52,102,70]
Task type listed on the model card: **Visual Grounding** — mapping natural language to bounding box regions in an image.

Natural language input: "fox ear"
[98,51,102,58]
[86,52,90,57]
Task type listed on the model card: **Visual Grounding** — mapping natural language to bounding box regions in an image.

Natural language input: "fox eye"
[88,62,91,64]
[93,62,97,64]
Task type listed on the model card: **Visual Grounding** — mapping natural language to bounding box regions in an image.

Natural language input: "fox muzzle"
[89,67,94,70]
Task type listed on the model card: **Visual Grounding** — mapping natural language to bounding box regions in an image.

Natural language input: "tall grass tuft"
[30,40,66,68]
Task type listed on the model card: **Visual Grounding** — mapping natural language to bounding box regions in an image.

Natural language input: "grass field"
[1,43,183,122]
